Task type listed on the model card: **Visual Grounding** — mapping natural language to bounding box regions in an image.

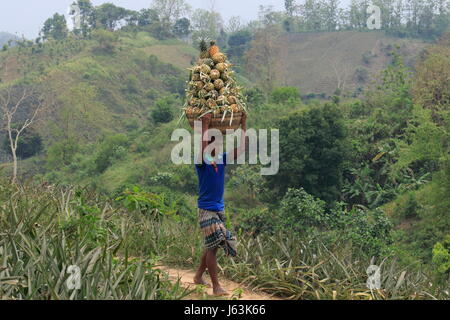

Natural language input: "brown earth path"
[157,265,281,300]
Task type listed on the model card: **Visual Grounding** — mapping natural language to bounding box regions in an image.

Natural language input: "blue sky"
[0,0,352,39]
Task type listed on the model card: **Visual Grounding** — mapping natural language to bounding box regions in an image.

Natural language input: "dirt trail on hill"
[157,265,280,300]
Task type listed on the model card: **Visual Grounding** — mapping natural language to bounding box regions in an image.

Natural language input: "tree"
[227,30,252,61]
[94,3,129,31]
[0,86,43,183]
[71,0,96,36]
[270,86,301,104]
[191,9,223,44]
[412,31,450,115]
[92,29,120,54]
[151,0,191,27]
[245,26,281,93]
[266,104,347,203]
[137,8,159,26]
[285,0,297,17]
[2,126,42,159]
[41,13,68,40]
[150,96,176,124]
[172,17,191,39]
[226,16,244,33]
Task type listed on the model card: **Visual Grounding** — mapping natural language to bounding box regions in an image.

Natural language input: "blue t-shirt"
[195,153,227,212]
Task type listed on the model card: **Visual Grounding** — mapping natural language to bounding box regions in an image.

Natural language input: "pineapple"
[214,79,224,90]
[204,58,215,67]
[209,41,220,57]
[210,69,221,80]
[212,53,226,64]
[228,96,237,104]
[200,64,211,74]
[199,39,209,59]
[194,81,204,90]
[204,83,215,92]
[215,63,228,73]
[185,39,245,121]
[207,98,217,108]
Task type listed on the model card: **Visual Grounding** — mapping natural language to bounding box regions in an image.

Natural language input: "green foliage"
[270,86,301,105]
[91,29,120,54]
[227,30,252,61]
[41,13,68,40]
[278,188,326,233]
[432,236,450,281]
[94,134,129,173]
[115,186,178,220]
[46,138,80,168]
[149,96,177,124]
[267,103,347,203]
[94,3,130,31]
[172,18,191,38]
[2,127,42,159]
[0,180,191,300]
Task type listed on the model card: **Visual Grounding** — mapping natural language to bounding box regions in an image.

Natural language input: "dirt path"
[157,265,280,300]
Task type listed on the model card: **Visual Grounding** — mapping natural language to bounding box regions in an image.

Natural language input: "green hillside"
[274,31,427,95]
[0,1,448,300]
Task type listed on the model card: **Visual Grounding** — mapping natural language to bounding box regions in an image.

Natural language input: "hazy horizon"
[0,0,289,39]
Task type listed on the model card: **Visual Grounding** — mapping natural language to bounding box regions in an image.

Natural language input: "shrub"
[2,126,43,159]
[278,188,326,233]
[149,96,176,124]
[432,235,450,282]
[270,86,301,104]
[94,134,129,173]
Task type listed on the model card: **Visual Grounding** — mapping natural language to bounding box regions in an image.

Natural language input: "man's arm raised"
[197,113,212,165]
[233,112,247,161]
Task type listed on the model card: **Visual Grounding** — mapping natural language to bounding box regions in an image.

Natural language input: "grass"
[0,180,191,300]
[0,179,447,300]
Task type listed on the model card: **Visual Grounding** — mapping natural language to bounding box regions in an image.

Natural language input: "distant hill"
[0,31,19,47]
[270,31,427,96]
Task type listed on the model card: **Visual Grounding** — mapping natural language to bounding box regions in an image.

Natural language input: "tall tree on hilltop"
[41,13,68,40]
[151,0,191,27]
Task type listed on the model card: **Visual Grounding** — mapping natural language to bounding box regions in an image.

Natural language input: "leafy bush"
[94,134,129,173]
[0,180,191,300]
[149,96,176,124]
[267,104,347,203]
[278,188,326,233]
[432,236,450,282]
[270,86,301,105]
[2,127,43,159]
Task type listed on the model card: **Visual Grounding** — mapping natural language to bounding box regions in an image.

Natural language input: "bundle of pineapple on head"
[184,39,247,121]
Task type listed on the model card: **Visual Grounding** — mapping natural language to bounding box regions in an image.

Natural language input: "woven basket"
[186,112,243,134]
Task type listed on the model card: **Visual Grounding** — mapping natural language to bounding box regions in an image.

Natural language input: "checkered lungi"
[198,208,237,257]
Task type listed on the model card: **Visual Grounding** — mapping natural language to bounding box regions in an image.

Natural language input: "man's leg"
[206,247,227,296]
[194,250,210,287]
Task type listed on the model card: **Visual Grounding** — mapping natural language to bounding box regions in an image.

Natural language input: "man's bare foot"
[213,286,228,296]
[193,276,211,288]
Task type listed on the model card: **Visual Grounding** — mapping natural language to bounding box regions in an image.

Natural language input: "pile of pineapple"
[184,40,246,120]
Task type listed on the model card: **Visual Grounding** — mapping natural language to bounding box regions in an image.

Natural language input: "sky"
[0,0,289,39]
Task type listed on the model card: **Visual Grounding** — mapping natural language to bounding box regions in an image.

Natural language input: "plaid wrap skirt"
[198,208,237,257]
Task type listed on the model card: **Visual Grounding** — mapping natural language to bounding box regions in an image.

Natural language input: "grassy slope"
[0,30,427,195]
[275,31,426,95]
